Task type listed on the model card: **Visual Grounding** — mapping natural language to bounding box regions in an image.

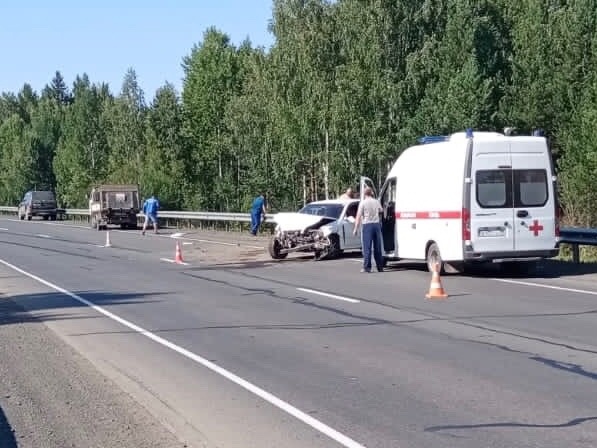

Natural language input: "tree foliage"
[0,0,596,224]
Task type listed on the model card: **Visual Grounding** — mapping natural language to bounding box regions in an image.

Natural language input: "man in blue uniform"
[142,195,160,235]
[250,192,266,236]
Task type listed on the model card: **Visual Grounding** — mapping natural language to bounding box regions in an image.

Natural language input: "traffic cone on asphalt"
[425,262,448,299]
[105,231,112,248]
[174,241,185,264]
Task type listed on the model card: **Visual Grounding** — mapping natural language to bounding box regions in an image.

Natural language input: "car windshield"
[298,203,344,219]
[31,191,55,201]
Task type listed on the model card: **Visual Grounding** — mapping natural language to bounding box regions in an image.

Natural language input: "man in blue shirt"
[142,195,160,235]
[250,193,266,236]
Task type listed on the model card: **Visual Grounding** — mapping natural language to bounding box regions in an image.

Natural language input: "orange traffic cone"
[425,262,448,299]
[174,241,184,264]
[105,231,112,247]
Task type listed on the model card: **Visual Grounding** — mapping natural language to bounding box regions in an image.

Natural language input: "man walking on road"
[142,194,160,236]
[250,192,266,236]
[353,187,384,273]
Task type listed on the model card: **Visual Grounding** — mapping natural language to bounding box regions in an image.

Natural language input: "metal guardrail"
[0,206,274,224]
[0,205,594,262]
[558,228,597,263]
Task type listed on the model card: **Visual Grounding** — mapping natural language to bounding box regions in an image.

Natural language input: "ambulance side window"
[476,170,513,208]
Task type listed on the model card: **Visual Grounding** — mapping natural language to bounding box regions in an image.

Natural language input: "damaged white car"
[268,199,362,261]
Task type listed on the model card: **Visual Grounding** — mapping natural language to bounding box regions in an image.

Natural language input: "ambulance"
[360,129,560,274]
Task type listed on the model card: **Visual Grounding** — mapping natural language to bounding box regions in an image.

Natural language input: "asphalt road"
[1,216,596,448]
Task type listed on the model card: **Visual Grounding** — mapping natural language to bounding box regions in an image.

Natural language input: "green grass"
[557,243,597,263]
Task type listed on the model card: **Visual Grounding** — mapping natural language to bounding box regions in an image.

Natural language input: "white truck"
[361,129,560,274]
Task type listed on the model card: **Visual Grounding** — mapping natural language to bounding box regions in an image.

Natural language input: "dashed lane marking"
[297,287,360,304]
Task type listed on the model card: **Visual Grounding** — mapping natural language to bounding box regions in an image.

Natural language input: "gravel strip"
[0,297,188,448]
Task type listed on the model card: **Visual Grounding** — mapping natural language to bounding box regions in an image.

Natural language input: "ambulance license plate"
[479,227,505,238]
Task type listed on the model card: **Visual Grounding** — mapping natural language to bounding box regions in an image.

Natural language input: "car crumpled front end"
[269,212,339,259]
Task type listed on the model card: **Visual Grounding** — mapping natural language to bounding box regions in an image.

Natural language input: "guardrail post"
[572,244,580,263]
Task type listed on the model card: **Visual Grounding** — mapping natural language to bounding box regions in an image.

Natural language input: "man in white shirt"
[353,187,384,272]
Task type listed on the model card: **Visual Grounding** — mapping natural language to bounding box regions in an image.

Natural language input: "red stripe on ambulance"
[395,211,462,219]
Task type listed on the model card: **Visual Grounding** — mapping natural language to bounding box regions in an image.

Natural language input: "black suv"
[18,190,58,221]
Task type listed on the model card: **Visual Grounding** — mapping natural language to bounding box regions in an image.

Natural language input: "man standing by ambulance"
[353,187,384,273]
[141,194,160,236]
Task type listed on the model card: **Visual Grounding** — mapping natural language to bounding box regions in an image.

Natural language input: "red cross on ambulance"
[528,219,544,237]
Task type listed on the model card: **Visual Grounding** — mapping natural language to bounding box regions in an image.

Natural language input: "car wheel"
[268,237,288,260]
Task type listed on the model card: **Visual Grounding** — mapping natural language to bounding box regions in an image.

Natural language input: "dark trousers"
[250,212,262,235]
[361,222,383,271]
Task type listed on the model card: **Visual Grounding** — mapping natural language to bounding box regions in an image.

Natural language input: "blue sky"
[1,1,275,99]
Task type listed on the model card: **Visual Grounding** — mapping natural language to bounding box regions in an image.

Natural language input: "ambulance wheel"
[426,242,444,273]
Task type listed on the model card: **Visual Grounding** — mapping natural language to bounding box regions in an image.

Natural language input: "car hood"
[272,212,336,231]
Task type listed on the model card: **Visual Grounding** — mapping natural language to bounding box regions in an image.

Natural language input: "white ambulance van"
[360,129,560,273]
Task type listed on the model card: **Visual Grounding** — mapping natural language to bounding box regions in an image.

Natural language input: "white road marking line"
[159,257,190,266]
[36,234,51,238]
[297,287,360,303]
[182,242,193,246]
[0,227,8,231]
[493,278,597,296]
[0,258,366,448]
[170,232,185,238]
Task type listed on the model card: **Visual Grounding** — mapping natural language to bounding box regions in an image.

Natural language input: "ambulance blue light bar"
[417,135,449,144]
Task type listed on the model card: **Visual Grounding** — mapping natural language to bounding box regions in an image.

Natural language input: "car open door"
[359,176,377,200]
[340,201,361,250]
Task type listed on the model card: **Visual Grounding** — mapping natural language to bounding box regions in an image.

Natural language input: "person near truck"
[141,195,160,235]
[353,187,384,273]
[250,192,266,236]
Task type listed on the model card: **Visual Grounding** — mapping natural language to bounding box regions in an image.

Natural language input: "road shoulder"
[0,273,189,448]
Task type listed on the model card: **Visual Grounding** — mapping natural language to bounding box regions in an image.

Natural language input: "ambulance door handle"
[411,223,416,229]
[517,210,529,218]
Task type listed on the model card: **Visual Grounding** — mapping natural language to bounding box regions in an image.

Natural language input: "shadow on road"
[0,290,169,327]
[425,415,597,433]
[0,404,17,448]
[464,259,597,280]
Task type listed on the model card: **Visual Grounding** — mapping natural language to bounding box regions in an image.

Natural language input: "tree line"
[1,0,597,226]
